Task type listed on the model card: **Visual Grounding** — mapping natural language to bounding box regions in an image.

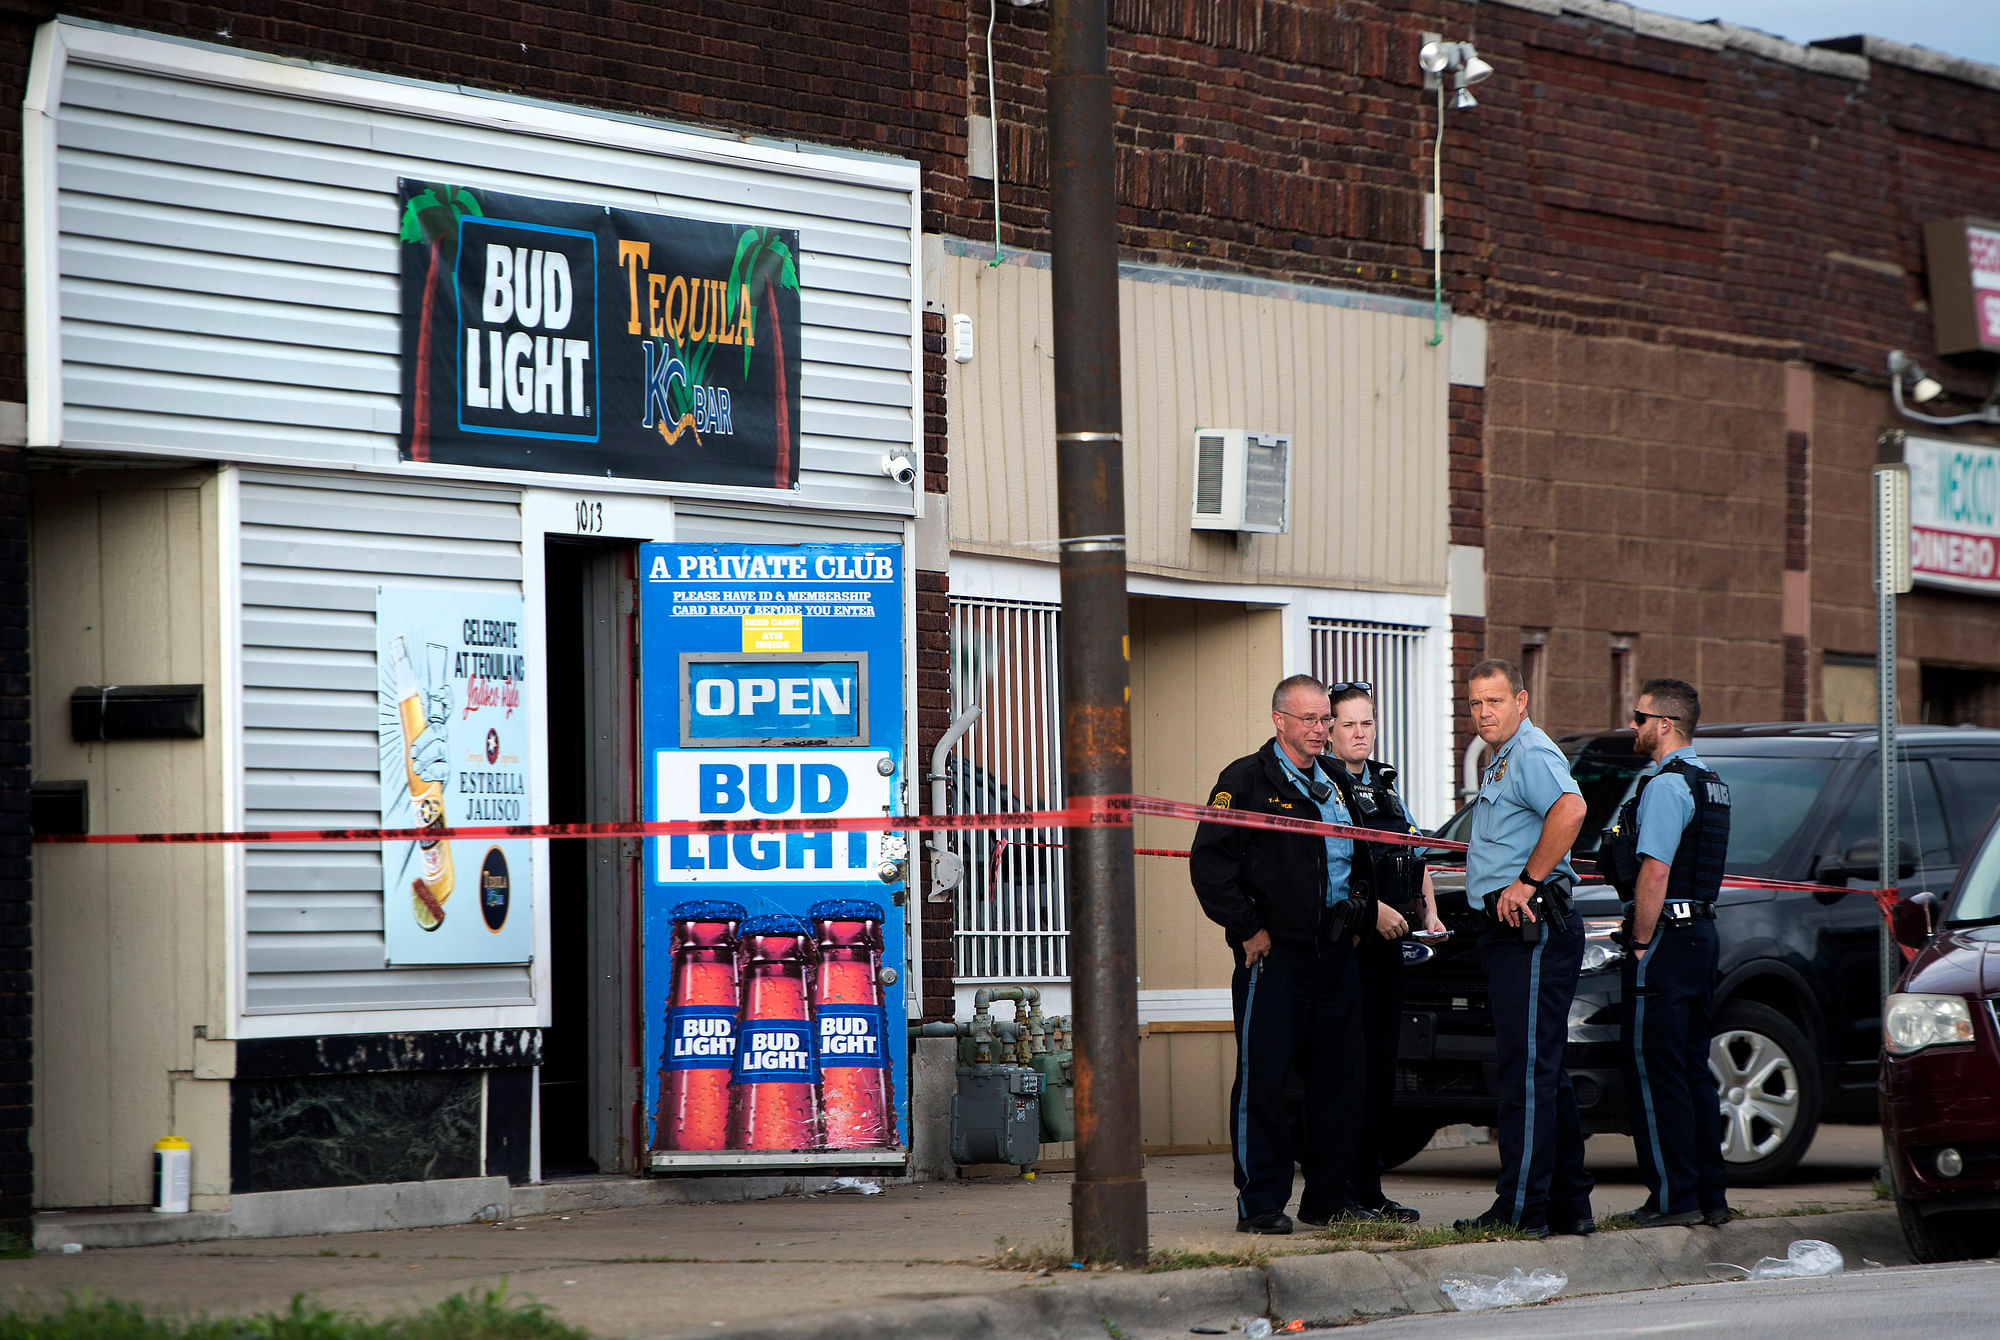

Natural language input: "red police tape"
[26,793,1467,852]
[31,792,1901,937]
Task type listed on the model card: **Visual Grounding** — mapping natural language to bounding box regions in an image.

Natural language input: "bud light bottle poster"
[640,543,908,1165]
[376,586,533,967]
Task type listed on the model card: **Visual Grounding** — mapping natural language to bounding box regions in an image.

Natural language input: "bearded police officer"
[1600,677,1733,1228]
[1322,681,1444,1222]
[1453,659,1597,1237]
[1190,674,1381,1234]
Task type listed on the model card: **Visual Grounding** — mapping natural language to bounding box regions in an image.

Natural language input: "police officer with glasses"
[1322,680,1444,1222]
[1452,658,1597,1238]
[1190,674,1381,1235]
[1599,677,1733,1228]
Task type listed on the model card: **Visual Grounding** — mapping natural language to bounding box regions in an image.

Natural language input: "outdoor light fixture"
[1887,349,1998,426]
[1418,37,1499,345]
[1420,39,1493,109]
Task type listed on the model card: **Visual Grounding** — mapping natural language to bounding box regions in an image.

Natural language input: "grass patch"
[1874,1181,1894,1201]
[0,1233,30,1261]
[993,1237,1086,1272]
[1306,1220,1539,1251]
[0,1286,587,1340]
[1142,1244,1273,1273]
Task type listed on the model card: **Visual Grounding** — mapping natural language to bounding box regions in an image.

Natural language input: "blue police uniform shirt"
[1464,718,1581,904]
[1275,751,1354,905]
[1634,745,1703,866]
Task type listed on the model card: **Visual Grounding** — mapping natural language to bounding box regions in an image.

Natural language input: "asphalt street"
[1319,1260,2000,1337]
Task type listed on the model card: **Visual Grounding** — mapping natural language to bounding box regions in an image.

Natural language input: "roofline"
[1486,0,2000,88]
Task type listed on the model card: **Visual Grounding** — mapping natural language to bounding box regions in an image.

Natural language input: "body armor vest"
[1599,758,1731,901]
[1329,762,1426,917]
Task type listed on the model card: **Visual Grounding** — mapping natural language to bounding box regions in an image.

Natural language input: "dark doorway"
[540,539,637,1177]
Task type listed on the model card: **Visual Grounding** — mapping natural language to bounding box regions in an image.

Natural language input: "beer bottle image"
[389,636,454,929]
[727,914,823,1150]
[811,898,895,1149]
[652,900,745,1151]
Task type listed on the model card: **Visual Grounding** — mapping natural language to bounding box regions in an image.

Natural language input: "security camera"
[881,453,917,485]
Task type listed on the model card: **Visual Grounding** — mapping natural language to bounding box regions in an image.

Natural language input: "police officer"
[1600,677,1732,1228]
[1322,681,1444,1222]
[1452,658,1596,1237]
[1191,674,1381,1234]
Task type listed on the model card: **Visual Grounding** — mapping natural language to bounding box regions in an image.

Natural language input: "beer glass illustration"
[653,900,745,1150]
[389,635,455,929]
[728,914,822,1149]
[812,898,895,1148]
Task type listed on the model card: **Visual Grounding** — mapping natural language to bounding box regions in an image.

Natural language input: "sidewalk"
[6,1126,1897,1337]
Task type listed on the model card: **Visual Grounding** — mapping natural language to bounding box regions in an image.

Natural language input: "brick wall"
[914,311,954,1022]
[1483,326,1789,738]
[0,1,43,1243]
[1810,375,2000,699]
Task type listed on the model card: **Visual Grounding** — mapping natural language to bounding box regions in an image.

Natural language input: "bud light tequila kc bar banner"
[640,543,908,1165]
[398,182,802,490]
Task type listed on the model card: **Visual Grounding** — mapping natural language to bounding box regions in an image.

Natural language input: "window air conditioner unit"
[1190,429,1290,534]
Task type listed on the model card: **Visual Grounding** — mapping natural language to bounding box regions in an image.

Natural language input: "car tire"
[1379,1121,1441,1171]
[1896,1195,2000,1264]
[1709,999,1821,1186]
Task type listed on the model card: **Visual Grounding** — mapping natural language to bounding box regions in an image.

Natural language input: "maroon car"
[1882,825,2000,1263]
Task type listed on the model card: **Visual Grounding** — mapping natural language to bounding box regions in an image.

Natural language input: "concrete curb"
[656,1209,1906,1339]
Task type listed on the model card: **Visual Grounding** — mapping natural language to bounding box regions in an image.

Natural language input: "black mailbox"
[30,781,88,836]
[70,684,205,741]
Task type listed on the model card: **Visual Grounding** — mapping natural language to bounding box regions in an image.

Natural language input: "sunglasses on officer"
[1631,708,1680,725]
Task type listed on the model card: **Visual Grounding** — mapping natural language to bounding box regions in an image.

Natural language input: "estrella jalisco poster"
[397,181,801,490]
[377,586,534,967]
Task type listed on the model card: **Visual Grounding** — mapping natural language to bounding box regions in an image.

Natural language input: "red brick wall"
[1810,375,2000,700]
[1483,326,1789,737]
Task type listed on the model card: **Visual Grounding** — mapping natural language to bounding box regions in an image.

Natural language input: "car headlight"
[1883,993,1976,1055]
[1579,916,1625,974]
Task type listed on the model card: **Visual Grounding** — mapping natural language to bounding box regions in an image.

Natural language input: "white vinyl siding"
[238,468,531,1013]
[47,35,918,511]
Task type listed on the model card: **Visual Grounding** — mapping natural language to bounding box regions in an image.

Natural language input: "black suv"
[1394,723,2000,1184]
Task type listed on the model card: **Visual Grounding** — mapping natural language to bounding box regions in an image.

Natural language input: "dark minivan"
[1398,723,2000,1185]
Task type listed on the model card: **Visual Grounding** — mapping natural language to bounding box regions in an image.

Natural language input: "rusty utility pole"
[1049,0,1147,1266]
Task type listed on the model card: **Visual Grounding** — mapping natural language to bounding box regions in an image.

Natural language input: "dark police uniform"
[1461,719,1595,1233]
[1328,761,1427,1212]
[1602,745,1731,1220]
[1191,739,1374,1226]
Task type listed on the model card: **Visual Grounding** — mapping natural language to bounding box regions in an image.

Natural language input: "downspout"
[926,704,983,901]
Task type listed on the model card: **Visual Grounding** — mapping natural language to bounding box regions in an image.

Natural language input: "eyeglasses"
[1277,710,1335,728]
[1631,709,1681,725]
[1328,680,1372,693]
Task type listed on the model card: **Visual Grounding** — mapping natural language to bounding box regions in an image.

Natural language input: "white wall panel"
[238,468,530,1014]
[48,46,919,509]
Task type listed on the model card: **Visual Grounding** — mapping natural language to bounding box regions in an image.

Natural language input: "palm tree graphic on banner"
[399,184,483,463]
[728,227,800,489]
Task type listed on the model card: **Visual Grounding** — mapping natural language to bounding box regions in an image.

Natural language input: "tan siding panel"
[950,255,1448,593]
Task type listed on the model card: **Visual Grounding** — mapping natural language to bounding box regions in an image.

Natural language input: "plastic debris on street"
[1439,1267,1568,1310]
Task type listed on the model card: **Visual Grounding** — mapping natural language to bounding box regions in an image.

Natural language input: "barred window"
[948,597,1068,981]
[1310,618,1430,803]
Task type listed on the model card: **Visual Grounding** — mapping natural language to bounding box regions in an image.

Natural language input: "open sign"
[680,653,867,745]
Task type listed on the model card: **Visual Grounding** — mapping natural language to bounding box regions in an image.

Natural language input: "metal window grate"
[1311,618,1428,796]
[948,597,1069,981]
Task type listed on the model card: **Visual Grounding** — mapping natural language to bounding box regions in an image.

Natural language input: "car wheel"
[1710,1000,1821,1186]
[1897,1195,2000,1264]
[1379,1121,1441,1171]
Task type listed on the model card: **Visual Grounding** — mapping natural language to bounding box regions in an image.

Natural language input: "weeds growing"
[0,1286,587,1340]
